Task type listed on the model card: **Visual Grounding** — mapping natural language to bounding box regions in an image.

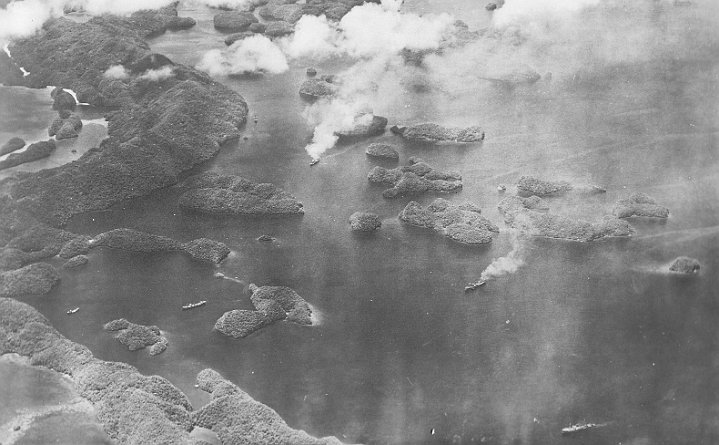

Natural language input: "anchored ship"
[182,300,207,310]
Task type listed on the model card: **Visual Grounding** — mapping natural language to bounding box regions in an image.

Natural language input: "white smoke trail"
[301,56,393,160]
[137,66,174,81]
[281,0,456,159]
[479,230,527,282]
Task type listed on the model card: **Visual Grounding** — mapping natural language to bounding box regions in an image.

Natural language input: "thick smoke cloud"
[0,0,175,45]
[197,35,289,77]
[426,0,719,94]
[479,230,527,282]
[282,15,340,60]
[284,0,456,158]
[491,0,602,31]
[103,64,130,80]
[295,0,719,161]
[0,0,62,43]
[282,1,454,60]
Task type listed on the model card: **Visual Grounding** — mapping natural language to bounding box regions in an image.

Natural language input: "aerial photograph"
[0,0,717,443]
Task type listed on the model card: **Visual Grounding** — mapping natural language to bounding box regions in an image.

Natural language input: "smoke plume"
[491,0,602,31]
[479,230,527,282]
[283,0,456,158]
[0,0,62,44]
[0,0,175,45]
[282,1,454,60]
[103,64,130,80]
[137,66,174,81]
[281,14,340,60]
[197,35,288,77]
[425,0,719,94]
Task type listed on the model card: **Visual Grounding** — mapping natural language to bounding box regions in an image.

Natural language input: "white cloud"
[197,35,289,77]
[103,64,130,80]
[137,65,174,81]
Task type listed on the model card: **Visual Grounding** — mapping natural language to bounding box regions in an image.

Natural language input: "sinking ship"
[182,300,207,310]
[561,422,607,435]
[464,280,486,292]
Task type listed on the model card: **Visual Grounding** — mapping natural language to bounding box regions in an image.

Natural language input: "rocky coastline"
[498,195,634,242]
[1,298,341,444]
[299,78,337,101]
[368,157,462,198]
[0,140,56,171]
[0,8,326,440]
[335,114,388,140]
[392,123,485,144]
[349,212,382,232]
[179,172,305,216]
[1,3,248,226]
[613,193,670,218]
[400,198,499,245]
[0,137,26,156]
[669,256,701,274]
[0,262,60,297]
[0,1,705,444]
[365,142,399,160]
[48,109,83,140]
[215,284,313,338]
[516,176,573,197]
[193,368,345,445]
[0,221,229,298]
[92,228,231,264]
[103,318,169,356]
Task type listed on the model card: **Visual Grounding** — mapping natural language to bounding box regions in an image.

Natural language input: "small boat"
[561,422,607,435]
[310,159,320,166]
[497,184,507,192]
[66,307,80,315]
[182,300,207,310]
[464,280,486,292]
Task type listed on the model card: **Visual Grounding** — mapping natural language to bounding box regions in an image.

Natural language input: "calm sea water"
[2,2,719,445]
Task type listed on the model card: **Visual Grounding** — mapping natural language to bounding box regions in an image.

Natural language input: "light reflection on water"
[2,2,719,444]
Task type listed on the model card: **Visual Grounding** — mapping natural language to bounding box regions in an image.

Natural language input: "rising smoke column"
[281,0,456,159]
[301,56,402,160]
[479,229,527,282]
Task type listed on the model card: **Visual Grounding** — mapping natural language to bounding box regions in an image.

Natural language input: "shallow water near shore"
[0,355,112,444]
[3,2,719,445]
